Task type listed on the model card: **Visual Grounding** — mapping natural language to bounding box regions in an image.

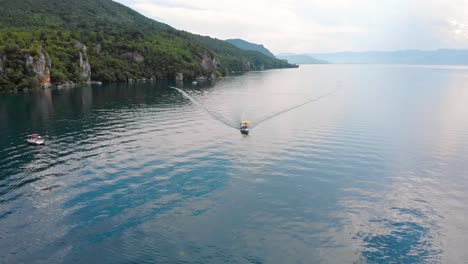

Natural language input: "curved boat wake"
[170,86,339,131]
[250,88,339,129]
[170,87,239,129]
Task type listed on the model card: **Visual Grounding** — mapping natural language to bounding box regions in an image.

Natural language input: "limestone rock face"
[75,41,92,82]
[125,52,144,63]
[0,55,6,75]
[176,72,184,81]
[200,52,219,79]
[245,61,251,71]
[93,44,102,54]
[24,48,51,87]
[201,52,219,72]
[79,51,92,82]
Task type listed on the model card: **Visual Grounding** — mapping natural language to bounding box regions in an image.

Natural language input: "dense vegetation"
[0,0,296,91]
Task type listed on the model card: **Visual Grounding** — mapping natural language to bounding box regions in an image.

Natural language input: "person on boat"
[240,121,250,135]
[240,121,249,129]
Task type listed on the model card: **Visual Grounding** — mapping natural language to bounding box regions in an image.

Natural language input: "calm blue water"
[1,65,468,263]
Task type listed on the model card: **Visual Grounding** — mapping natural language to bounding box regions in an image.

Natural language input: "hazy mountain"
[276,54,329,64]
[225,39,276,58]
[307,50,468,65]
[0,0,295,91]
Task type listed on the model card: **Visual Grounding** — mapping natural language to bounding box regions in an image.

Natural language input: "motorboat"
[27,134,45,145]
[240,121,250,135]
[240,127,249,135]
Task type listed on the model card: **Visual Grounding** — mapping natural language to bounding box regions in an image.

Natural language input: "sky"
[115,0,468,54]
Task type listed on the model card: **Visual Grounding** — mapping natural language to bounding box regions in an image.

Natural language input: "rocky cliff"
[124,52,145,64]
[0,0,296,91]
[24,48,52,87]
[0,55,5,75]
[200,52,220,79]
[75,42,92,82]
[0,43,95,91]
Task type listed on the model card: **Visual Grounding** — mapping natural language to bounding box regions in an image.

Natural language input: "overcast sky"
[116,0,468,54]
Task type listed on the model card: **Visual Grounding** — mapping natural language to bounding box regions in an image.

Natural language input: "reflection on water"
[1,65,468,263]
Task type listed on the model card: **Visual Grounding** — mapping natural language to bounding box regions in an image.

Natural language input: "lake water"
[1,65,468,263]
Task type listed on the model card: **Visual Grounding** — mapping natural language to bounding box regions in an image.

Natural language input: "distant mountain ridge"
[306,49,468,65]
[226,39,276,58]
[276,54,329,64]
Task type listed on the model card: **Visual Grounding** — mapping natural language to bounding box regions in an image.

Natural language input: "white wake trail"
[250,88,339,129]
[170,86,339,131]
[170,86,239,129]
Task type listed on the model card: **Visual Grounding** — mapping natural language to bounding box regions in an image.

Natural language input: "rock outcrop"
[93,44,102,54]
[75,41,92,82]
[200,52,219,79]
[245,61,251,71]
[176,72,184,81]
[124,52,144,63]
[24,48,51,87]
[0,55,6,75]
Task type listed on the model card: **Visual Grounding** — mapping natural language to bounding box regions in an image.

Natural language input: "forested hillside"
[225,39,276,58]
[0,0,296,91]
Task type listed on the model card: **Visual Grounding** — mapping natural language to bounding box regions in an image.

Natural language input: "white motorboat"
[27,134,45,146]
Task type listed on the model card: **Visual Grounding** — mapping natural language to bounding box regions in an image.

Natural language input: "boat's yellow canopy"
[242,120,251,124]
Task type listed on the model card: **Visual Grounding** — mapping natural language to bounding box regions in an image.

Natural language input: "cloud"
[116,0,468,53]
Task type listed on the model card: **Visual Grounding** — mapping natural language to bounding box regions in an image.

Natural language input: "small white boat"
[27,134,45,146]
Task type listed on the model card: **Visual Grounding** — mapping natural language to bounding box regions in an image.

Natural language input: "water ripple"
[1,66,468,262]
